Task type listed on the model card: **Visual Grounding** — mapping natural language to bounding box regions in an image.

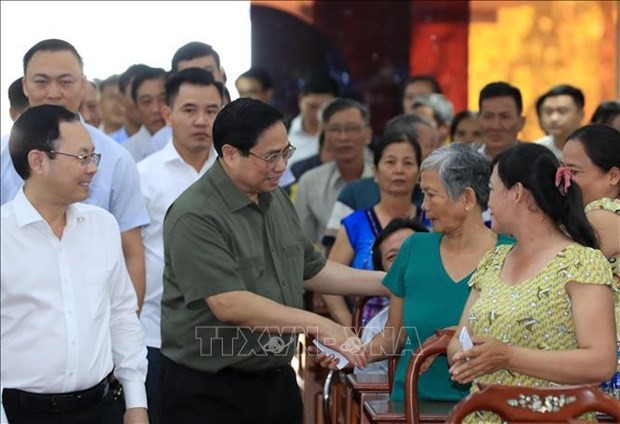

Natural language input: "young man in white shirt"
[287,74,338,167]
[1,104,148,423]
[137,68,223,424]
[534,84,585,158]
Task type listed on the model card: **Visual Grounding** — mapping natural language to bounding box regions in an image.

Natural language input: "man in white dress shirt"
[0,39,149,310]
[1,104,148,423]
[145,41,224,158]
[123,67,167,163]
[0,77,29,154]
[287,73,338,167]
[137,68,223,424]
[534,84,584,159]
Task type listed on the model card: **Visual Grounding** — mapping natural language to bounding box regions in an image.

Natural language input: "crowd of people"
[1,36,619,424]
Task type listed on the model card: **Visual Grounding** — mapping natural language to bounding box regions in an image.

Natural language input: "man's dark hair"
[478,82,523,114]
[237,67,273,90]
[23,39,83,74]
[130,67,167,104]
[8,77,28,111]
[535,84,585,117]
[321,98,369,125]
[9,104,79,180]
[171,42,220,73]
[301,73,339,97]
[118,64,150,94]
[165,68,224,106]
[213,98,284,156]
[99,74,120,93]
[405,74,443,95]
[371,217,427,271]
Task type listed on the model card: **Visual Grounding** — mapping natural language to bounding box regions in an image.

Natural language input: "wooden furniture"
[344,354,399,424]
[446,383,620,423]
[363,329,457,424]
[323,296,380,424]
[300,292,332,424]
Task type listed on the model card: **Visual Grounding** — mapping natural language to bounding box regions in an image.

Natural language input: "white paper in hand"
[312,339,349,370]
[459,327,474,352]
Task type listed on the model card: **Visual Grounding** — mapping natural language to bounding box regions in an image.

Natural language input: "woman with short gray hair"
[341,143,514,403]
[420,142,491,214]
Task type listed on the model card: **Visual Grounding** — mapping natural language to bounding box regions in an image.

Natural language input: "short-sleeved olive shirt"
[161,160,326,372]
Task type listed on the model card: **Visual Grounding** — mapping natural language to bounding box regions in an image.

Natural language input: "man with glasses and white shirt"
[1,104,148,424]
[136,68,223,424]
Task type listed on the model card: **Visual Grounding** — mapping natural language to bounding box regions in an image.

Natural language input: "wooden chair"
[446,383,620,423]
[344,355,400,424]
[302,291,334,424]
[363,329,457,424]
[322,296,375,424]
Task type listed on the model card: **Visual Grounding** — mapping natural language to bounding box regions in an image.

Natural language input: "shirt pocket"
[236,256,265,292]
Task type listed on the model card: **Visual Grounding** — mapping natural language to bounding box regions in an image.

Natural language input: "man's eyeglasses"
[47,150,101,167]
[247,144,296,167]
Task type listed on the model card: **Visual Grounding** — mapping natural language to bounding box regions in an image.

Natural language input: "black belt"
[217,365,288,381]
[2,377,109,414]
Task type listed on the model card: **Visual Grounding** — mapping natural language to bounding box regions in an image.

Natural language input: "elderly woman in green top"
[448,144,616,423]
[338,143,513,402]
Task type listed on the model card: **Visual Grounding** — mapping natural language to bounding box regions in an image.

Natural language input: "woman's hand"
[449,335,512,384]
[310,321,368,369]
[308,345,355,370]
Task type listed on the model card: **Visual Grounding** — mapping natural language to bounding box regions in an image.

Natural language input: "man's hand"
[124,407,149,424]
[316,321,367,369]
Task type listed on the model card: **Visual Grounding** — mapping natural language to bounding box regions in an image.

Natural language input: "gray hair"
[412,93,454,124]
[420,143,491,209]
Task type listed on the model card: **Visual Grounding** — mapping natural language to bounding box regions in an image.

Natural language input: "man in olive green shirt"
[159,98,386,423]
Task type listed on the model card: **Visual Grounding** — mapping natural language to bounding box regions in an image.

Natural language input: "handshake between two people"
[308,321,369,370]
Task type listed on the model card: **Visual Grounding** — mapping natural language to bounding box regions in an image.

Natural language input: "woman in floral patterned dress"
[562,123,620,398]
[447,143,617,423]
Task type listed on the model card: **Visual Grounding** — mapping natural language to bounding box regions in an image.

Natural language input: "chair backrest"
[352,296,371,335]
[446,383,620,423]
[403,328,455,423]
[388,356,397,388]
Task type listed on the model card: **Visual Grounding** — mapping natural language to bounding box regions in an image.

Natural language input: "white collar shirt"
[287,115,320,167]
[0,189,148,419]
[137,139,217,348]
[123,125,153,163]
[535,134,562,159]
